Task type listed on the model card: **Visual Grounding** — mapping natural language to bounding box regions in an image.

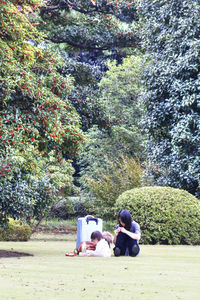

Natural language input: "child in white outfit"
[79,231,111,257]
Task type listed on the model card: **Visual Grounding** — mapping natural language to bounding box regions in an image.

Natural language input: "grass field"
[0,233,200,300]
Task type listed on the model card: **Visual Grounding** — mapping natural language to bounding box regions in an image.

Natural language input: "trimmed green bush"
[115,186,200,245]
[0,219,32,241]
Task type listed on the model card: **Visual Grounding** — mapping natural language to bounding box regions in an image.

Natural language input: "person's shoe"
[114,247,121,257]
[130,244,139,257]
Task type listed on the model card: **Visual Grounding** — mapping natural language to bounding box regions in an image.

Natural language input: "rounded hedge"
[115,186,200,245]
[0,219,32,241]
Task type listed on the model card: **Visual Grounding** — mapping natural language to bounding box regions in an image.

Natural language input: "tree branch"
[39,0,115,16]
[47,35,139,51]
[46,36,108,50]
[40,0,100,14]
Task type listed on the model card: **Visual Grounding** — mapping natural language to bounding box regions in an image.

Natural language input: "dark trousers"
[115,232,140,256]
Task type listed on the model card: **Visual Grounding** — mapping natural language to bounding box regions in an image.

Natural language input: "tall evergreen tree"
[137,0,200,198]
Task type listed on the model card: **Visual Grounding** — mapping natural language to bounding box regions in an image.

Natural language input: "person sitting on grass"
[79,231,111,257]
[113,209,141,257]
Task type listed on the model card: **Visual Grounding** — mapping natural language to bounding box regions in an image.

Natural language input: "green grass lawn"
[0,233,200,300]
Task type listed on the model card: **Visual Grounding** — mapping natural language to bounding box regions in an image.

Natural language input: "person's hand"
[119,227,127,234]
[114,227,121,236]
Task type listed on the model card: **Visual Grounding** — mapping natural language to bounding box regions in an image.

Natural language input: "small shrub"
[87,155,143,220]
[115,186,200,245]
[0,219,32,241]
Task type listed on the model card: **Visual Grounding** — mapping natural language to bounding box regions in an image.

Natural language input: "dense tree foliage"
[79,55,144,180]
[87,155,143,219]
[78,56,145,215]
[40,0,139,49]
[39,0,141,130]
[0,0,84,225]
[37,1,145,206]
[137,0,200,198]
[98,55,144,153]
